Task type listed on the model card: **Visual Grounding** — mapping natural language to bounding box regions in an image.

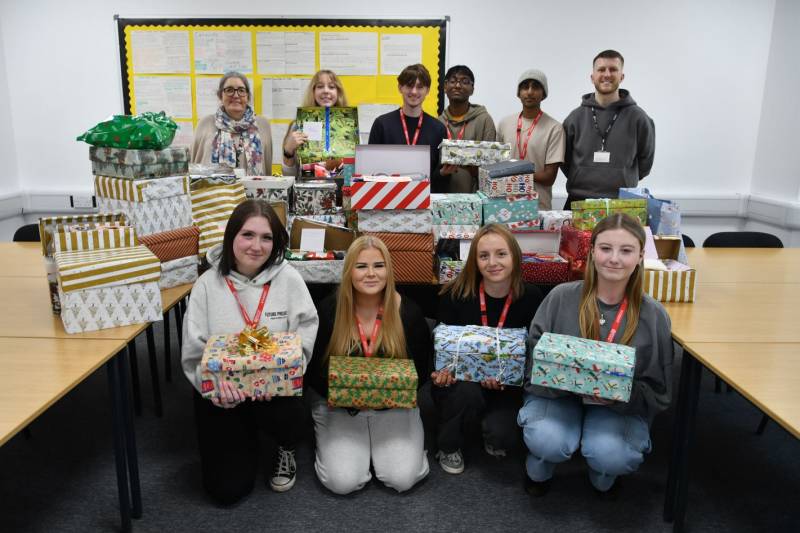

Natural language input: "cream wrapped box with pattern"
[95,175,192,237]
[293,181,337,216]
[159,255,199,289]
[531,332,636,402]
[439,140,511,166]
[89,146,189,179]
[54,245,163,333]
[242,176,294,204]
[357,209,433,233]
[287,259,344,284]
[200,333,304,399]
[433,325,527,386]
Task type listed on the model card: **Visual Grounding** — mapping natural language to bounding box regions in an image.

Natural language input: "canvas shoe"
[435,449,465,474]
[269,446,297,492]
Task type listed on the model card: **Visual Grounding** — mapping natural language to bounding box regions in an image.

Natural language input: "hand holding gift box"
[433,325,527,386]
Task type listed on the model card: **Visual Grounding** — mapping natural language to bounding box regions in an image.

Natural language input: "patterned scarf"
[211,106,264,175]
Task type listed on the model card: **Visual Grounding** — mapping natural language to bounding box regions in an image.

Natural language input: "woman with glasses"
[191,72,272,175]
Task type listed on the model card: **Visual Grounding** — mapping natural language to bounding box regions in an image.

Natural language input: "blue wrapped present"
[433,324,527,386]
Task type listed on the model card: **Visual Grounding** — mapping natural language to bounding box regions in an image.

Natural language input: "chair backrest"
[702,231,783,248]
[681,233,696,248]
[12,224,40,242]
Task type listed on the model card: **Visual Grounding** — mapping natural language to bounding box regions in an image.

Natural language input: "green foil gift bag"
[77,111,178,150]
[328,356,418,409]
[294,107,359,166]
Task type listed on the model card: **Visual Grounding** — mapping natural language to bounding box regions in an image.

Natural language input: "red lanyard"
[604,297,629,343]
[400,110,424,146]
[444,118,467,140]
[225,278,270,329]
[516,110,543,160]
[479,282,513,329]
[356,306,383,358]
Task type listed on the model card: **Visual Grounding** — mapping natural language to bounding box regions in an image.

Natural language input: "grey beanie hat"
[517,69,548,98]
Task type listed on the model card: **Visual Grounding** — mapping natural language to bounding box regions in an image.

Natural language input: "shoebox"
[188,179,246,256]
[362,231,434,284]
[349,177,431,210]
[293,180,337,216]
[531,332,635,402]
[89,146,190,179]
[559,223,593,280]
[438,259,464,284]
[439,139,511,166]
[357,209,433,234]
[294,106,359,165]
[200,331,304,399]
[539,210,573,231]
[139,226,199,263]
[478,191,539,225]
[570,198,647,230]
[478,160,536,198]
[327,356,418,409]
[433,324,527,386]
[430,193,482,227]
[159,255,199,289]
[513,229,569,284]
[242,175,294,205]
[643,233,696,303]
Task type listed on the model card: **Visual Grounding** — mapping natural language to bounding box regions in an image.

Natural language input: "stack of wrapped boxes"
[430,193,482,284]
[477,160,539,229]
[351,177,434,283]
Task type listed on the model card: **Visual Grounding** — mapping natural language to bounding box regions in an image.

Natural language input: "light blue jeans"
[517,393,652,491]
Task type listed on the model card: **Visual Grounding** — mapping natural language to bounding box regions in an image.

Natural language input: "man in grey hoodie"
[561,50,655,208]
[438,65,497,193]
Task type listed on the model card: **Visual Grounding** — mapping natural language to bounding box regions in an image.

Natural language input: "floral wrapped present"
[478,191,539,225]
[357,209,433,234]
[478,161,536,198]
[531,333,636,402]
[189,180,246,256]
[89,146,190,179]
[433,325,527,386]
[54,245,163,333]
[200,331,304,399]
[95,174,192,236]
[295,106,359,165]
[294,180,337,216]
[570,198,647,230]
[242,176,295,204]
[159,255,199,289]
[538,210,573,231]
[328,356,418,409]
[362,232,434,283]
[438,259,464,284]
[430,193,482,226]
[439,140,511,166]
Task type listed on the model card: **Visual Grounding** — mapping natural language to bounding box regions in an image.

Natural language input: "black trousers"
[193,391,307,505]
[420,381,523,454]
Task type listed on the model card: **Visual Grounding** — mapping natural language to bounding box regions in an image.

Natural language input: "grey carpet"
[1,322,797,532]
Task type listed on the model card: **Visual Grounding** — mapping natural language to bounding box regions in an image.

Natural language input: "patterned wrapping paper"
[531,332,636,402]
[433,325,527,386]
[559,224,592,262]
[190,181,247,255]
[200,333,304,399]
[295,106,359,164]
[97,195,193,237]
[52,226,138,254]
[362,232,433,252]
[362,231,434,283]
[478,191,539,225]
[294,181,337,216]
[643,269,697,303]
[430,193,483,226]
[479,173,536,198]
[433,224,480,242]
[89,146,190,165]
[570,198,648,230]
[287,259,344,284]
[139,226,199,262]
[39,213,130,257]
[349,180,431,210]
[437,259,464,284]
[357,209,433,234]
[539,210,573,231]
[439,140,511,166]
[91,160,188,180]
[95,174,190,202]
[54,245,161,293]
[328,356,418,409]
[58,280,163,334]
[478,159,535,178]
[159,255,199,289]
[287,212,347,233]
[521,254,570,284]
[242,176,294,204]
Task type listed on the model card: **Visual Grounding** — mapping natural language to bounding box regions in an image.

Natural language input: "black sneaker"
[269,446,296,492]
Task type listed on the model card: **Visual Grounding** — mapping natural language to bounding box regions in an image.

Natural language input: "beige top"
[190,114,273,176]
[496,110,565,210]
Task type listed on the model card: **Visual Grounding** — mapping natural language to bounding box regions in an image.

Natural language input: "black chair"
[681,233,695,248]
[12,224,40,242]
[702,231,783,434]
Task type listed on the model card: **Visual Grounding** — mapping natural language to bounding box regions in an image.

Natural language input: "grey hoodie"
[181,243,319,393]
[438,104,497,193]
[525,281,673,424]
[562,89,655,202]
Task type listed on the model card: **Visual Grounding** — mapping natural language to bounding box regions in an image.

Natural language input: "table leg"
[672,354,703,533]
[163,311,172,383]
[145,326,163,417]
[175,301,184,349]
[664,345,692,522]
[127,340,142,416]
[116,349,142,519]
[106,356,132,533]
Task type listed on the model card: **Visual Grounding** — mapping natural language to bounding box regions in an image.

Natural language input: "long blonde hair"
[301,70,348,107]
[324,236,407,362]
[579,213,645,345]
[440,223,524,301]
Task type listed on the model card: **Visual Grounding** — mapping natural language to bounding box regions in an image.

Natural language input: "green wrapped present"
[77,111,177,150]
[295,107,359,165]
[328,356,418,409]
[430,193,483,226]
[478,191,539,225]
[570,198,647,230]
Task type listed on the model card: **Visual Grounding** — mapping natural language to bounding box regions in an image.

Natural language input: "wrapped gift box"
[433,325,527,386]
[328,356,418,409]
[515,229,569,284]
[438,259,464,284]
[52,226,138,254]
[96,174,192,236]
[349,179,431,210]
[200,332,304,399]
[295,106,359,165]
[531,332,636,402]
[478,191,539,225]
[288,211,347,231]
[539,210,573,231]
[433,224,480,242]
[287,259,344,284]
[559,224,592,262]
[478,161,536,198]
[54,245,163,333]
[619,187,681,236]
[430,193,482,226]
[570,198,647,230]
[357,209,432,233]
[159,255,199,289]
[39,213,130,258]
[643,235,697,302]
[242,176,294,204]
[189,180,246,256]
[294,180,337,216]
[139,226,199,263]
[89,146,189,179]
[439,140,511,166]
[363,232,434,283]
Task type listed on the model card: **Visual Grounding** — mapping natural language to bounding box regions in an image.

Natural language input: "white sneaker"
[436,449,465,474]
[269,446,296,492]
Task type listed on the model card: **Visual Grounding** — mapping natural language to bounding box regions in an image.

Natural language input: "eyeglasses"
[446,78,473,87]
[222,87,248,96]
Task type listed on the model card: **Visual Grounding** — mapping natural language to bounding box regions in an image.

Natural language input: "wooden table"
[685,247,800,284]
[0,242,46,277]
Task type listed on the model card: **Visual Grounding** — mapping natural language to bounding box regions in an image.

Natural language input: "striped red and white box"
[349,180,430,210]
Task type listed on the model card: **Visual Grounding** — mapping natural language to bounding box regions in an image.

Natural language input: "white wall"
[0,20,19,197]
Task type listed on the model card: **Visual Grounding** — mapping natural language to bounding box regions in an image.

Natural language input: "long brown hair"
[324,236,407,362]
[218,200,288,277]
[439,223,524,301]
[301,70,349,107]
[579,213,645,345]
